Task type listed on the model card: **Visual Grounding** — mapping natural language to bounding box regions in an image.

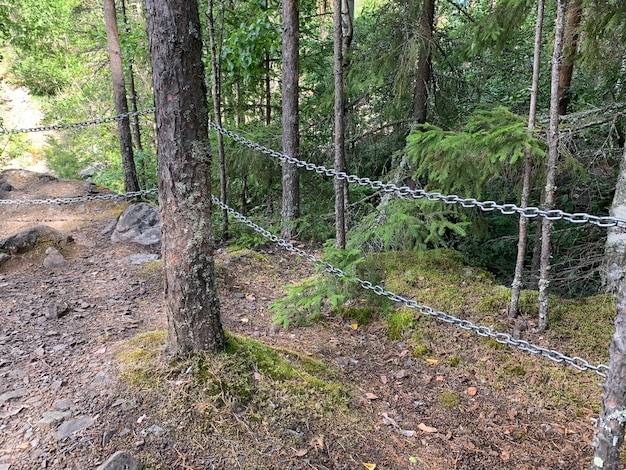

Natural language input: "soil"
[0,169,605,469]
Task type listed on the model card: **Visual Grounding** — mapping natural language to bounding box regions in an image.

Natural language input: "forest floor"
[0,169,616,470]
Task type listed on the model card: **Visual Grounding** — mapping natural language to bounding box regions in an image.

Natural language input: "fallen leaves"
[466,386,478,396]
[362,463,377,470]
[417,422,438,433]
[365,392,379,400]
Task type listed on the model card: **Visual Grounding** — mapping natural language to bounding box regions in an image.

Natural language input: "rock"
[0,181,13,191]
[0,226,65,254]
[146,425,165,437]
[43,247,67,268]
[119,254,160,265]
[46,301,69,320]
[53,399,72,411]
[56,416,94,440]
[36,411,71,428]
[0,253,10,267]
[111,203,161,249]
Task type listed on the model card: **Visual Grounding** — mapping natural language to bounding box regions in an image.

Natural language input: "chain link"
[213,195,610,378]
[0,189,157,205]
[0,109,155,135]
[209,121,626,229]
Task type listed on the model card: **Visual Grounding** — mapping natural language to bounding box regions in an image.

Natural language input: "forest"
[1,0,626,467]
[1,0,625,301]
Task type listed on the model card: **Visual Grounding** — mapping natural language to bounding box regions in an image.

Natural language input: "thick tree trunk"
[103,0,139,193]
[590,280,626,470]
[207,0,228,241]
[334,0,346,249]
[280,0,300,240]
[538,0,568,331]
[145,0,224,355]
[510,0,545,318]
[558,0,582,116]
[603,141,626,293]
[413,0,436,124]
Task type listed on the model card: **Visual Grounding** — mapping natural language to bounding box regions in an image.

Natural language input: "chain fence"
[212,195,610,378]
[0,189,156,205]
[209,121,626,229]
[0,109,155,135]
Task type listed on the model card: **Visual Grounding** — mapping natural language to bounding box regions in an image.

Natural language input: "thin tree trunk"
[538,0,568,331]
[145,0,224,355]
[280,0,300,240]
[558,0,582,116]
[510,0,545,318]
[334,0,346,249]
[103,0,139,193]
[590,280,626,470]
[413,0,436,124]
[207,0,228,241]
[120,0,145,189]
[529,218,542,290]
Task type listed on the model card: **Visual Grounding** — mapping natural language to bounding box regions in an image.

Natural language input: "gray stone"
[43,247,67,268]
[36,411,71,428]
[0,181,13,191]
[111,203,161,249]
[46,301,69,320]
[0,463,12,470]
[53,399,72,411]
[96,450,143,470]
[0,226,65,254]
[119,254,160,265]
[146,425,165,437]
[0,253,10,267]
[56,416,94,439]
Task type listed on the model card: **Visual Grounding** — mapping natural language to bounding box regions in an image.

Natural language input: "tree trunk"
[538,0,568,331]
[334,0,346,249]
[120,0,145,189]
[603,140,626,293]
[280,0,300,240]
[145,0,224,355]
[207,0,228,241]
[510,0,545,318]
[558,0,582,116]
[103,0,139,193]
[413,0,436,124]
[590,280,626,470]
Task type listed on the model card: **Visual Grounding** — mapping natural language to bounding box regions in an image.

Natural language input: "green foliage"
[270,247,393,328]
[348,199,469,253]
[405,106,545,197]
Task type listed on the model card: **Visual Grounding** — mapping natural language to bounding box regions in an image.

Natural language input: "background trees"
[0,0,624,300]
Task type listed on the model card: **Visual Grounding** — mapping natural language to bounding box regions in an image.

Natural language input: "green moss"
[387,309,416,340]
[447,355,461,367]
[439,391,460,408]
[413,343,431,358]
[116,330,168,388]
[339,306,378,325]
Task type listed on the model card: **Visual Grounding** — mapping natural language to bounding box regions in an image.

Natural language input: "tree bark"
[538,0,568,331]
[103,0,139,193]
[207,0,228,241]
[590,280,626,470]
[510,0,545,318]
[558,0,582,116]
[145,0,224,355]
[603,140,626,293]
[413,0,436,124]
[280,0,300,240]
[334,0,346,249]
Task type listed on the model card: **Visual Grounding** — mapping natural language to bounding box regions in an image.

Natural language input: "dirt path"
[0,170,600,470]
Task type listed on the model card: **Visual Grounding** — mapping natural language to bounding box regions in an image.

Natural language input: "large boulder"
[111,203,161,249]
[0,225,66,254]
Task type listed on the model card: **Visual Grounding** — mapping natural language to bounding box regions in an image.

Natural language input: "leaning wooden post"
[590,280,626,469]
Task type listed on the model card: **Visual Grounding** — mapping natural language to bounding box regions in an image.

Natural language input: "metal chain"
[0,189,157,205]
[213,195,609,378]
[0,109,155,135]
[209,121,626,229]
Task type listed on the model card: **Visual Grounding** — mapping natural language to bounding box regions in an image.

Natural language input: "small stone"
[395,369,409,379]
[102,430,115,446]
[37,411,71,428]
[56,416,94,439]
[146,425,165,437]
[46,302,69,320]
[96,451,143,470]
[53,400,72,411]
[0,253,10,267]
[43,247,67,268]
